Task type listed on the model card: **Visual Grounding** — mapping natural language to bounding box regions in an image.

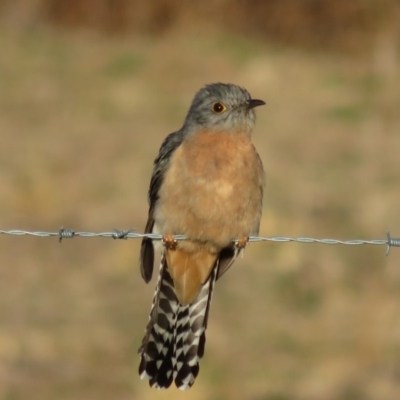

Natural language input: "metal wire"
[0,228,398,254]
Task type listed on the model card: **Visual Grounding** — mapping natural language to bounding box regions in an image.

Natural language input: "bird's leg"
[235,236,249,249]
[162,233,178,250]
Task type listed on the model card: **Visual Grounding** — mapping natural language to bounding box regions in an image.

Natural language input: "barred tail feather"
[139,253,218,390]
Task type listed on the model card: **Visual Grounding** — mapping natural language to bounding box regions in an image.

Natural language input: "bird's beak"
[247,99,266,109]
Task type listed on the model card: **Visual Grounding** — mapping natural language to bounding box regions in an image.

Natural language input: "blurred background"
[0,1,400,399]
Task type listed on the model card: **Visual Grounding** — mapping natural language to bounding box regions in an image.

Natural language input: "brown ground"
[0,24,400,400]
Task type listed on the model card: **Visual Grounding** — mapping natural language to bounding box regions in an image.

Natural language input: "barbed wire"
[0,228,399,255]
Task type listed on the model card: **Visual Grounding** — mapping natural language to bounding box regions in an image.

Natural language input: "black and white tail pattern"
[138,253,218,390]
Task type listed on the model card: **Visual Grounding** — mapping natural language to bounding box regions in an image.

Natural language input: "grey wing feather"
[140,130,185,283]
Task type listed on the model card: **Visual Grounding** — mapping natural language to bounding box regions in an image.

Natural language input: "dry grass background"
[0,2,400,400]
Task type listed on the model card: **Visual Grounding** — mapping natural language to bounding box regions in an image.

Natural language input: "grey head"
[182,83,265,136]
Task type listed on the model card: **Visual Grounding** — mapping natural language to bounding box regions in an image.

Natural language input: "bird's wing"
[216,245,238,280]
[140,130,185,283]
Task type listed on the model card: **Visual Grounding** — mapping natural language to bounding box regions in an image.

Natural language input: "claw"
[163,233,178,250]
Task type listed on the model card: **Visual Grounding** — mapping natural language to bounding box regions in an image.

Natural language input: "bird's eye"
[212,102,226,114]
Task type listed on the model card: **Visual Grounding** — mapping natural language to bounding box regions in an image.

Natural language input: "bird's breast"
[154,130,264,248]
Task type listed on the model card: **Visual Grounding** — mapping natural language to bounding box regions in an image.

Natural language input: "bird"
[138,82,265,390]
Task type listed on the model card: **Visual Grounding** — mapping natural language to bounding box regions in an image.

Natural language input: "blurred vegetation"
[0,2,400,400]
[0,0,399,54]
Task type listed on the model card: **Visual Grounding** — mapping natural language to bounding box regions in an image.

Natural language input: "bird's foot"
[235,236,249,249]
[162,233,178,250]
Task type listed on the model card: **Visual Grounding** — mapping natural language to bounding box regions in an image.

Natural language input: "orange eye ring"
[212,102,226,113]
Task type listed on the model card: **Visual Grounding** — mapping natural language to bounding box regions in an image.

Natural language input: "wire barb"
[112,229,134,240]
[386,231,400,256]
[59,227,75,243]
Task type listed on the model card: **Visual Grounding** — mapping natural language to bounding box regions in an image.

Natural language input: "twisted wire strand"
[0,228,398,254]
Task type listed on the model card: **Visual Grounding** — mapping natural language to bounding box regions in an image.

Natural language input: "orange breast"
[154,130,264,248]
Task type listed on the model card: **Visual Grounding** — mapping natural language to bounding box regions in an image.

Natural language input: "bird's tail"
[139,252,218,390]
